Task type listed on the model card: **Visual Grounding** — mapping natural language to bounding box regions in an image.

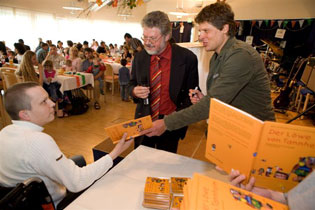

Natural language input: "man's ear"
[18,110,31,121]
[222,24,229,34]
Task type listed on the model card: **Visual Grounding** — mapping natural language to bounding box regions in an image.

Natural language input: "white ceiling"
[0,0,314,22]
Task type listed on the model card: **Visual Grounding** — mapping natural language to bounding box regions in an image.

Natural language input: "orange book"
[206,98,315,192]
[104,116,152,144]
[182,173,288,210]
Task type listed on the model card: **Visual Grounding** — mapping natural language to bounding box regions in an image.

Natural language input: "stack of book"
[142,177,189,210]
[181,173,288,210]
[143,177,171,210]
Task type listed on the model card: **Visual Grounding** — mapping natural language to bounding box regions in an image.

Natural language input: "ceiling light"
[62,6,84,11]
[90,0,112,11]
[169,12,189,16]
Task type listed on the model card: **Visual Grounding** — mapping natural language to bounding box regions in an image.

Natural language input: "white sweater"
[0,121,113,205]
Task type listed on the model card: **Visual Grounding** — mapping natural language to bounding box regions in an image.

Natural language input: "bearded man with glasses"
[129,11,199,153]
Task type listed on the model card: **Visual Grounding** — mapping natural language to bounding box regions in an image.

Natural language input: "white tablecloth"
[103,60,132,75]
[65,146,228,210]
[57,72,94,93]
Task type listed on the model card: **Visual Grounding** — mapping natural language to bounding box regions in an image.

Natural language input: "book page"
[206,98,263,178]
[252,121,315,192]
[104,116,152,144]
[192,173,288,210]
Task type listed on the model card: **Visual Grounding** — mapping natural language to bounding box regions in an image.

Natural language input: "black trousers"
[135,129,181,153]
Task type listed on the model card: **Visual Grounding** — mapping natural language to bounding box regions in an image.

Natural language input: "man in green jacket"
[142,2,275,138]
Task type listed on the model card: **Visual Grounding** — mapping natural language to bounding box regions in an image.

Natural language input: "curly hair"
[195,2,236,36]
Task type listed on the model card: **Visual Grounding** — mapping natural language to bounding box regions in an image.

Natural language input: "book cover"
[104,115,152,144]
[182,173,288,210]
[206,98,315,192]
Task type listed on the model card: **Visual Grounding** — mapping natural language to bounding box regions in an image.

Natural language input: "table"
[65,146,228,210]
[103,59,132,75]
[57,72,94,93]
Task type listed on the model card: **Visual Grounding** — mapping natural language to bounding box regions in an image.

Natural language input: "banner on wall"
[275,29,286,39]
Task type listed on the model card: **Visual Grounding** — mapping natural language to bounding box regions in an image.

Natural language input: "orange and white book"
[181,173,288,210]
[206,98,315,192]
[104,116,152,144]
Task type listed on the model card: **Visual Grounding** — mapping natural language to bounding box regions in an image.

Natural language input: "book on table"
[205,98,315,192]
[104,115,152,144]
[180,173,288,210]
[142,177,189,210]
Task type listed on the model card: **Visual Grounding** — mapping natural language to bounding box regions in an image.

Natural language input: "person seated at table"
[5,51,18,64]
[0,82,134,209]
[69,47,82,72]
[83,41,89,49]
[64,47,70,59]
[14,42,26,64]
[44,44,65,69]
[81,48,94,72]
[85,57,105,109]
[16,50,43,85]
[229,169,315,210]
[42,60,67,118]
[121,46,132,62]
[97,41,107,54]
[118,59,130,102]
[36,43,49,64]
[64,59,73,72]
[109,43,115,56]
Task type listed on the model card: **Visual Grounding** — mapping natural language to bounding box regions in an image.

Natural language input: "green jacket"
[165,37,275,131]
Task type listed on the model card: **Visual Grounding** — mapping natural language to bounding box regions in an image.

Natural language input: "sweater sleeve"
[164,49,253,131]
[287,171,315,210]
[28,132,113,193]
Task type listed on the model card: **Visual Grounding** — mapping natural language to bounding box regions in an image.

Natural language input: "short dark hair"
[18,39,24,44]
[120,58,127,66]
[41,43,48,48]
[84,47,93,53]
[4,82,39,120]
[83,41,88,45]
[124,33,132,39]
[195,2,236,36]
[67,40,74,47]
[141,11,171,36]
[43,60,53,68]
[14,43,26,55]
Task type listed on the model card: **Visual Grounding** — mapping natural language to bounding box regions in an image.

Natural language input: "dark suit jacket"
[129,43,199,139]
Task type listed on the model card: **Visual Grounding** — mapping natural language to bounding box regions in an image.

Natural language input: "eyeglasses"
[141,35,163,43]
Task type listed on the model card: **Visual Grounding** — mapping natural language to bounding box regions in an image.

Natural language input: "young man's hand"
[188,89,204,104]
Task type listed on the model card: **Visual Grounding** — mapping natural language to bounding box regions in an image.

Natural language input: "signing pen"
[192,86,198,97]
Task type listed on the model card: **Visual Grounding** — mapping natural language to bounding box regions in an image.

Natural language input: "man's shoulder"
[172,44,196,57]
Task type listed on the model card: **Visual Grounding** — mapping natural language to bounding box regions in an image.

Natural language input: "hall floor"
[44,90,315,164]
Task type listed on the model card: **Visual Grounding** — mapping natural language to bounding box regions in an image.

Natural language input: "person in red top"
[129,11,199,153]
[86,57,105,109]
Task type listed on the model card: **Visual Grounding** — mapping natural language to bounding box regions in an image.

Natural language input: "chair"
[104,64,119,96]
[0,67,18,91]
[0,67,18,128]
[0,177,55,210]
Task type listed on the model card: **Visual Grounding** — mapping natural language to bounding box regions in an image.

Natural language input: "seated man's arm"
[30,133,133,193]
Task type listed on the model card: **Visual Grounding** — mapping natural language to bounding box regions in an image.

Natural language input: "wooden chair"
[0,67,19,128]
[0,67,18,91]
[105,64,119,95]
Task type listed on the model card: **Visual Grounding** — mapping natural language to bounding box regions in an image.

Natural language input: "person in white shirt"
[0,82,133,208]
